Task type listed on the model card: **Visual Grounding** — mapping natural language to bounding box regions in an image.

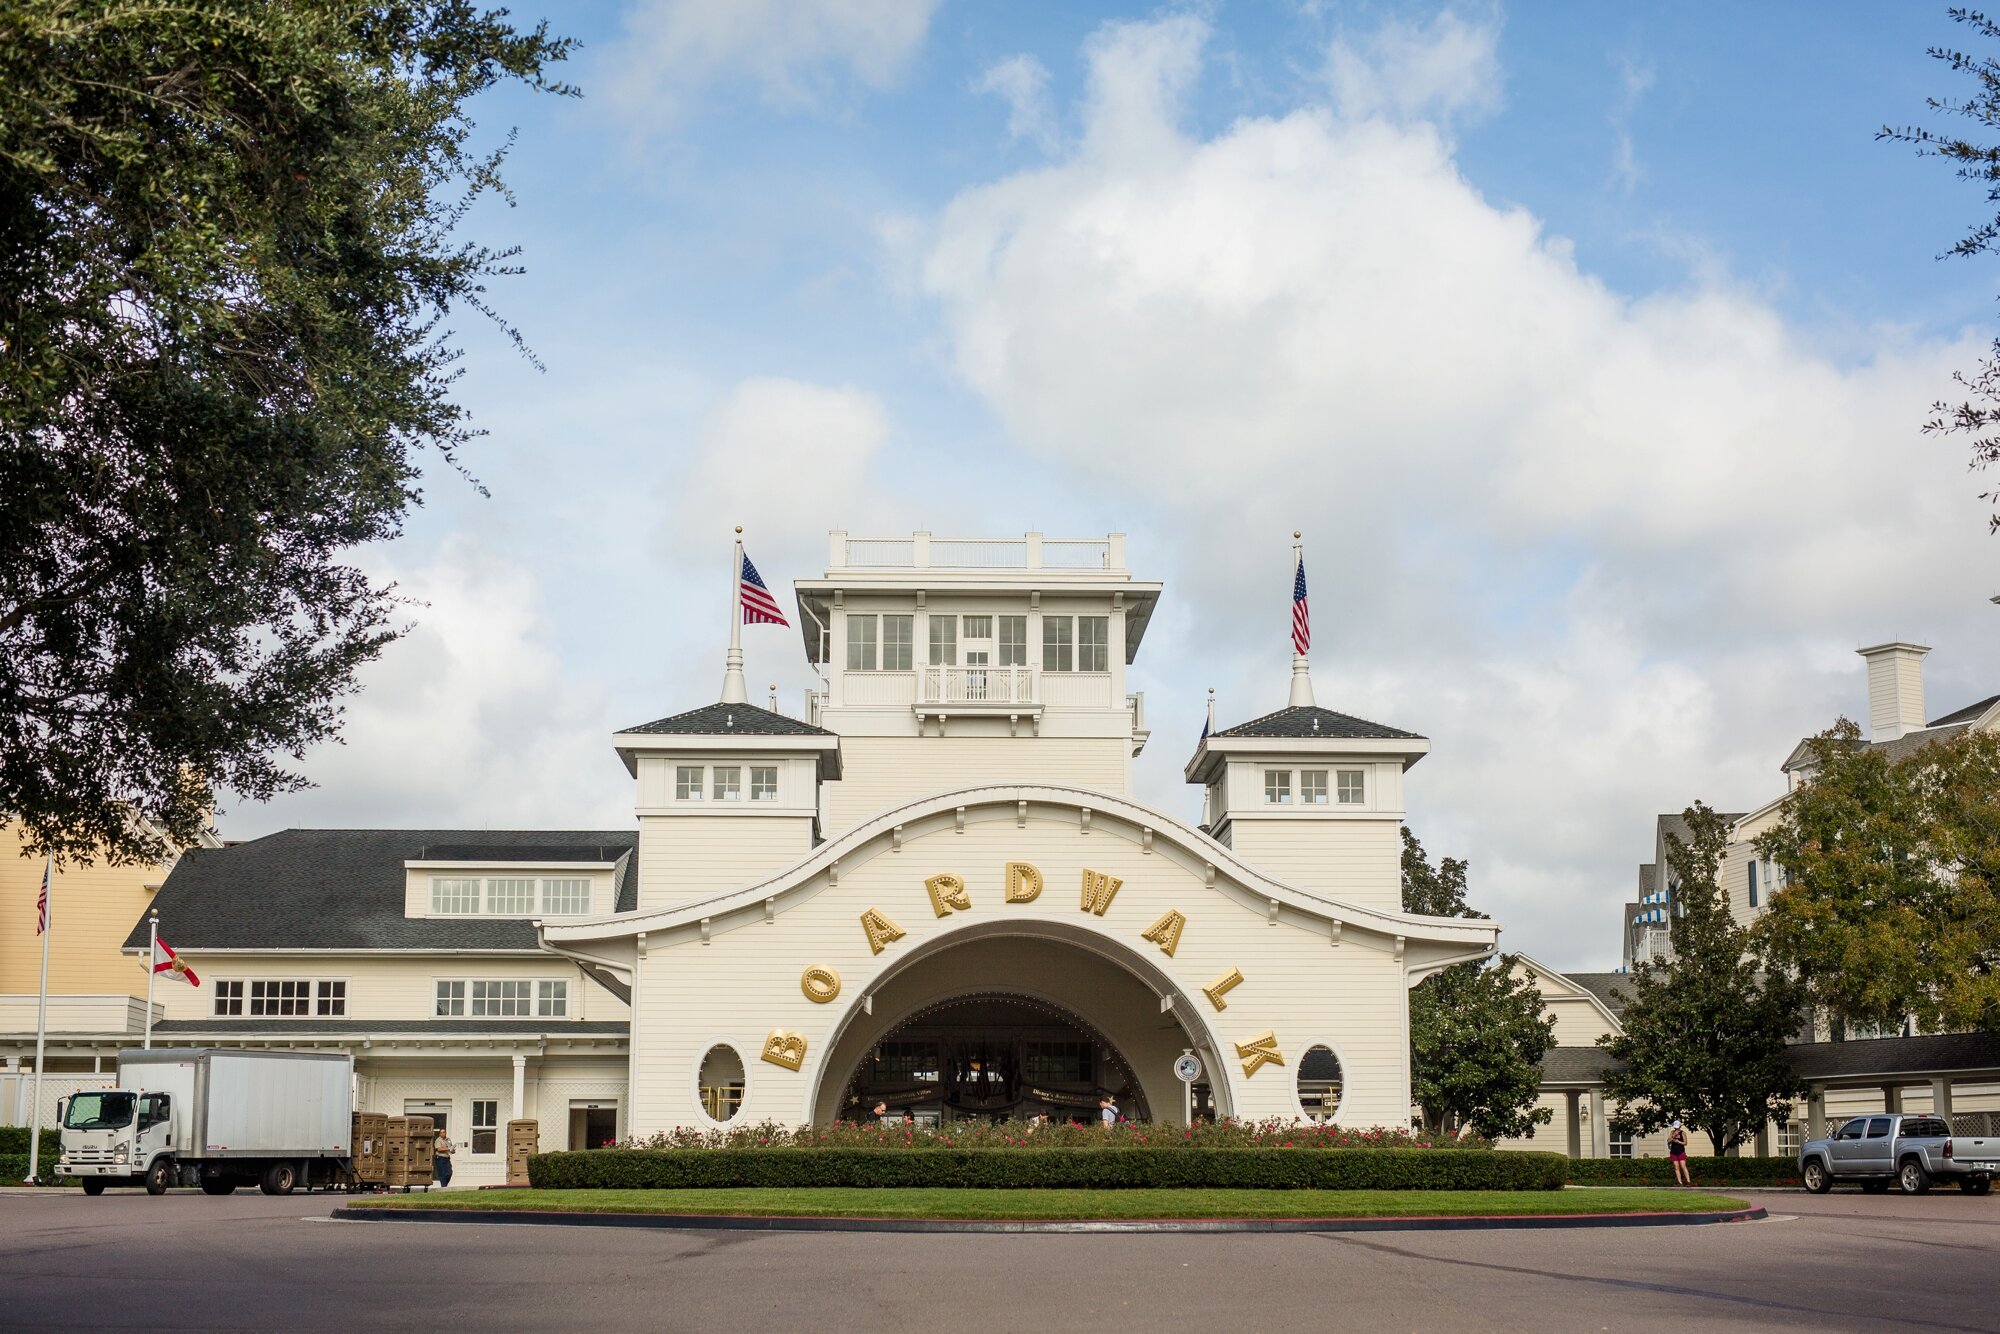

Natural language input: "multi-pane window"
[962,615,992,641]
[250,980,311,1016]
[435,981,466,1017]
[431,877,480,914]
[1042,616,1074,672]
[750,766,779,801]
[1610,1129,1634,1159]
[1336,769,1366,804]
[472,980,532,1016]
[846,614,878,670]
[471,1099,498,1154]
[1078,616,1109,672]
[928,614,956,665]
[998,615,1028,666]
[882,615,913,671]
[1777,1121,1803,1157]
[712,766,742,801]
[543,878,590,915]
[213,981,244,1016]
[486,877,535,914]
[676,765,704,800]
[316,981,346,1017]
[1300,771,1329,805]
[536,980,568,1017]
[1747,859,1759,909]
[1264,770,1292,804]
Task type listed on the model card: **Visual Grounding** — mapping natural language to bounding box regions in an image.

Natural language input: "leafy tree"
[0,2,575,864]
[1880,7,2000,531]
[1402,828,1556,1140]
[1755,720,2000,1035]
[1600,803,1805,1155]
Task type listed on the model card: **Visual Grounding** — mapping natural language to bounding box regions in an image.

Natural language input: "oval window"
[1297,1044,1342,1122]
[697,1044,745,1123]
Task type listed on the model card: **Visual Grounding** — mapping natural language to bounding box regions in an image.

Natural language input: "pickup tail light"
[1945,1138,1954,1159]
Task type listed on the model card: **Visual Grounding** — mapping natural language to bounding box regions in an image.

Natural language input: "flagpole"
[145,911,158,1049]
[26,857,52,1185]
[1289,530,1315,708]
[721,525,748,704]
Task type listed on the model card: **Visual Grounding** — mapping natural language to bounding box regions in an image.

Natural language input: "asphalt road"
[3,1186,1997,1332]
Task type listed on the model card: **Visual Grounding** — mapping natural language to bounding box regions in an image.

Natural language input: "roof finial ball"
[1294,530,1301,540]
[735,525,743,535]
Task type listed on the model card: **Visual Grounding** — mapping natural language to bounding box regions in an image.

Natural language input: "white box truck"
[57,1049,353,1196]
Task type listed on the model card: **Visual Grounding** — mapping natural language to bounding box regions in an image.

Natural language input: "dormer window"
[428,874,598,916]
[676,766,704,800]
[1300,770,1328,804]
[1337,769,1366,804]
[487,877,535,913]
[432,877,480,913]
[713,766,742,800]
[1264,770,1292,803]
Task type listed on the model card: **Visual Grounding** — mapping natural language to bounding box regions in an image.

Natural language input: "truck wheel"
[1898,1158,1931,1195]
[200,1176,237,1196]
[260,1161,297,1196]
[1802,1159,1832,1194]
[81,1179,105,1197]
[144,1159,173,1196]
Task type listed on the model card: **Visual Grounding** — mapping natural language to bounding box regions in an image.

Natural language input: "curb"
[329,1205,1767,1234]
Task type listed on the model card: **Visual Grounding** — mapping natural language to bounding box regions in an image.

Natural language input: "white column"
[511,1054,526,1123]
[1564,1090,1582,1159]
[1931,1077,1954,1121]
[1589,1088,1609,1158]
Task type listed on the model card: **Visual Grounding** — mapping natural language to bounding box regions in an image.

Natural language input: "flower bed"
[527,1147,1566,1191]
[614,1119,1481,1152]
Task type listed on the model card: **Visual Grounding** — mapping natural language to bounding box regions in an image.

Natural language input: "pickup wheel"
[144,1158,173,1196]
[260,1161,298,1196]
[1898,1158,1932,1195]
[81,1179,106,1197]
[1802,1159,1833,1194]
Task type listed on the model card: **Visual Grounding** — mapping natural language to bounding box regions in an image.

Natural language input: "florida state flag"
[147,937,200,987]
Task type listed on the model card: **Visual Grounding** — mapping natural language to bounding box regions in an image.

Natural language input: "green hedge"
[0,1153,74,1186]
[1565,1156,1799,1187]
[0,1126,58,1155]
[528,1147,1568,1192]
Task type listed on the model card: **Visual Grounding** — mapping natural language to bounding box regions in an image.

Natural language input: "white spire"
[720,526,748,704]
[1288,530,1315,708]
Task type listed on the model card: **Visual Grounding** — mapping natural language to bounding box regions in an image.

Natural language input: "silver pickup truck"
[1799,1113,1998,1195]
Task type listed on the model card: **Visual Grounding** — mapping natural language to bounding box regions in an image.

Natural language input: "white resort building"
[2,533,1499,1187]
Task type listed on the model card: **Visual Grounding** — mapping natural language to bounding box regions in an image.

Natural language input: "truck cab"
[58,1089,179,1195]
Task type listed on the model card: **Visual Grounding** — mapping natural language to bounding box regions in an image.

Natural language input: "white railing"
[804,690,828,727]
[830,531,1125,571]
[1127,691,1146,733]
[920,665,1035,706]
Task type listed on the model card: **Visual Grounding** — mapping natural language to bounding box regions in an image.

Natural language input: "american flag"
[36,857,49,935]
[739,553,788,627]
[1291,557,1310,655]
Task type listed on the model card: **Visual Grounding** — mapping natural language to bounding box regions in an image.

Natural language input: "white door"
[961,616,994,699]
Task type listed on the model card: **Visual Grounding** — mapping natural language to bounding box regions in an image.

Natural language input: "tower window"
[1264,770,1292,804]
[998,615,1028,666]
[1078,616,1109,671]
[928,614,956,665]
[1336,769,1366,804]
[676,766,704,800]
[1043,617,1074,671]
[882,615,913,671]
[713,766,742,800]
[1300,770,1328,804]
[750,766,779,801]
[846,615,878,670]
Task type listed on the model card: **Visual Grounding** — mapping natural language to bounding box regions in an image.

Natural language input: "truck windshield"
[63,1092,135,1130]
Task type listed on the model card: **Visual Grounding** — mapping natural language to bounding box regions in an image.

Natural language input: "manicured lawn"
[347,1187,1749,1220]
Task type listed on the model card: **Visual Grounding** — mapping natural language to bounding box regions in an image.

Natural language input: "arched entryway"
[807,920,1231,1125]
[835,991,1151,1125]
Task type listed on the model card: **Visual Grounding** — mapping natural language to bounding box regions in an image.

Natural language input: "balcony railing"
[919,665,1035,706]
[830,531,1125,572]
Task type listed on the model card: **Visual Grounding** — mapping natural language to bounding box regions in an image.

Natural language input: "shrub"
[0,1153,73,1186]
[528,1147,1566,1192]
[613,1119,1483,1152]
[1565,1156,1799,1187]
[0,1127,58,1155]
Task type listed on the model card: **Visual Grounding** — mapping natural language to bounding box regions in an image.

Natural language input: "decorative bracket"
[954,806,966,834]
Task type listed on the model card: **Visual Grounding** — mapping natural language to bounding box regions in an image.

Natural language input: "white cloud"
[1326,9,1503,128]
[920,14,1999,965]
[608,0,939,128]
[224,539,629,835]
[975,54,1059,150]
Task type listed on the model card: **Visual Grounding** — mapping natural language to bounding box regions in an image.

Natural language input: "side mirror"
[55,1097,68,1125]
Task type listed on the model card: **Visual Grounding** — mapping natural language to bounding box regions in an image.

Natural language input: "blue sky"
[236,2,2000,969]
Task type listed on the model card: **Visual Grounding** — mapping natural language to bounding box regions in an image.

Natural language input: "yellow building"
[0,820,219,998]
